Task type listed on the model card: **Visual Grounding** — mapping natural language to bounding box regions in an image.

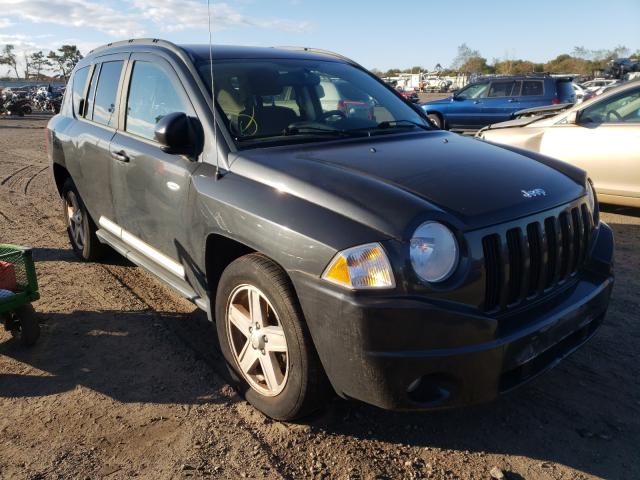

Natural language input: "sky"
[0,0,638,75]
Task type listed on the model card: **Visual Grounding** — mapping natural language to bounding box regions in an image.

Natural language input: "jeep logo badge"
[521,188,546,198]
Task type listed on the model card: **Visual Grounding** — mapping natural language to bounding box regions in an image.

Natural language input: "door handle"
[473,100,481,104]
[508,99,518,103]
[111,150,130,163]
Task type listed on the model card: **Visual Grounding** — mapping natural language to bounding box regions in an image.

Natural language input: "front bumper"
[292,223,614,411]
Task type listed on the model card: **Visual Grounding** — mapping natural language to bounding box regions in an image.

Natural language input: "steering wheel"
[318,110,346,122]
[606,110,623,122]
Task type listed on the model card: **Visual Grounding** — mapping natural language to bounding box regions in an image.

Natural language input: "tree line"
[0,44,83,81]
[373,44,640,77]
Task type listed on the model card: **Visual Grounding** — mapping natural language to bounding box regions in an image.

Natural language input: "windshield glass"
[198,59,430,148]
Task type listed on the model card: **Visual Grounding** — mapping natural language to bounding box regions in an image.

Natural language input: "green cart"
[0,244,40,346]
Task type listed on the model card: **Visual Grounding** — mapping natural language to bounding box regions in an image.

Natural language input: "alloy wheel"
[226,284,289,396]
[65,191,84,251]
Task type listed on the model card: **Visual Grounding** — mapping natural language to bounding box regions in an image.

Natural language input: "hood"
[421,96,452,107]
[479,116,545,132]
[232,131,586,239]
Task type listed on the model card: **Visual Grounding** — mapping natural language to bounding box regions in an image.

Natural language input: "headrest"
[246,68,282,96]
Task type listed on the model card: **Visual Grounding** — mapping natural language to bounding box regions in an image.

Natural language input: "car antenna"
[207,0,222,180]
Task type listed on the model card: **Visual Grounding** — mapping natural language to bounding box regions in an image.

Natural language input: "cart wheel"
[10,304,40,346]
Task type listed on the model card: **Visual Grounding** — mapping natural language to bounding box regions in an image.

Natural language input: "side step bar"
[96,228,211,317]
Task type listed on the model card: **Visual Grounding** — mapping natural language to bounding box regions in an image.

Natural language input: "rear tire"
[215,253,333,420]
[61,178,106,261]
[427,113,443,129]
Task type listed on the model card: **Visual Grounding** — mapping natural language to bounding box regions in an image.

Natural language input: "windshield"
[198,59,430,148]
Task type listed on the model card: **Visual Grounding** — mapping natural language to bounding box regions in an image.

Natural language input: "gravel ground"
[0,114,638,480]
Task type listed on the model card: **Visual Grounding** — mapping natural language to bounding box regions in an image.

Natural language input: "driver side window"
[581,88,640,124]
[457,82,488,99]
[125,61,191,141]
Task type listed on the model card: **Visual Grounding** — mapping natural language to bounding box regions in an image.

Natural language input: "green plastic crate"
[0,244,40,314]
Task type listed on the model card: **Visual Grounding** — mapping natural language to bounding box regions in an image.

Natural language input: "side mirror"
[566,111,578,125]
[155,112,203,157]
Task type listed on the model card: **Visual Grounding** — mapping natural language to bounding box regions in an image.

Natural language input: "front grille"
[482,202,594,312]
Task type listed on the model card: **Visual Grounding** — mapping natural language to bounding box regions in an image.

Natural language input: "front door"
[446,81,489,129]
[109,53,201,277]
[540,86,640,199]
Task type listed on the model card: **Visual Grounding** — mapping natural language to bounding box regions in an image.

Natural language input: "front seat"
[246,68,298,136]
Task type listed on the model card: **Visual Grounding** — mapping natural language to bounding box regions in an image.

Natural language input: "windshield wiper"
[375,120,431,131]
[235,125,360,143]
[282,125,362,137]
[348,119,431,134]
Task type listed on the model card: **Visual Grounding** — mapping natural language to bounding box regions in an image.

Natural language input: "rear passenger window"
[72,66,90,116]
[92,61,123,127]
[521,81,543,96]
[125,61,190,141]
[488,81,515,97]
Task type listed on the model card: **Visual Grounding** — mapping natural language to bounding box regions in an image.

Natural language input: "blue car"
[422,75,576,131]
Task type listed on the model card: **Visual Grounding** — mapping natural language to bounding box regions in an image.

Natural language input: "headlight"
[410,222,459,283]
[322,243,395,289]
[586,180,596,214]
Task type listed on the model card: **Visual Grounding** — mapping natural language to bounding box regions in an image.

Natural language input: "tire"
[8,304,40,346]
[61,178,106,261]
[215,253,332,420]
[23,106,32,115]
[427,113,443,129]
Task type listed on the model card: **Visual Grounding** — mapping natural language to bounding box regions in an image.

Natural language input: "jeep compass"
[46,39,614,420]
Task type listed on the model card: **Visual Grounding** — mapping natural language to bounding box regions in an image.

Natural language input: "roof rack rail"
[88,38,181,55]
[273,46,360,66]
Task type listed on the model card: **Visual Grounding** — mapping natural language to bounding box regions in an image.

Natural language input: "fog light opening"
[406,374,454,406]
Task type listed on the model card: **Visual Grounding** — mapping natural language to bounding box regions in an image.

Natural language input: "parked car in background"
[396,87,420,103]
[47,39,613,420]
[572,83,587,103]
[421,76,451,93]
[319,78,376,119]
[607,57,640,79]
[581,78,617,92]
[421,75,575,131]
[477,80,640,207]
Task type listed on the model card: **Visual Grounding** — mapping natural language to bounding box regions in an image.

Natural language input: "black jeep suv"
[47,39,614,420]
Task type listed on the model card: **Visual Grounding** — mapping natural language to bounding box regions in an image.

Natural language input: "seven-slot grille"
[482,202,594,312]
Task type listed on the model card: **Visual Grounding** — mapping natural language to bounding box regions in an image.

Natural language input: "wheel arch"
[425,110,445,128]
[204,233,256,309]
[52,163,71,197]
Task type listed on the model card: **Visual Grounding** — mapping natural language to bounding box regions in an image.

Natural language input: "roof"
[86,38,356,65]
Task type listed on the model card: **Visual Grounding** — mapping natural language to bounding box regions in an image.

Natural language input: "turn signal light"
[322,243,395,290]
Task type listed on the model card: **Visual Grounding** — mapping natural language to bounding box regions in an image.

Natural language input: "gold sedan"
[477,80,640,207]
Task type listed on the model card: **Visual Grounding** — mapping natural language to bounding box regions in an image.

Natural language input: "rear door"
[516,79,547,109]
[480,80,517,125]
[69,54,128,223]
[446,82,489,129]
[109,53,201,276]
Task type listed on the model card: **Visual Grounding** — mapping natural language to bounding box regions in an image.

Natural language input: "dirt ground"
[0,114,638,480]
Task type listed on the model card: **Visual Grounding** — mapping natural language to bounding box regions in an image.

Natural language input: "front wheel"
[215,253,332,420]
[427,113,443,129]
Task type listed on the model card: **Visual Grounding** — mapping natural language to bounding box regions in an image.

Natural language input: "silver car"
[478,80,640,207]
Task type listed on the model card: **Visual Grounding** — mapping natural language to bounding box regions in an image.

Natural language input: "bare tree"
[23,50,32,79]
[30,51,50,80]
[0,44,20,79]
[48,45,83,81]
